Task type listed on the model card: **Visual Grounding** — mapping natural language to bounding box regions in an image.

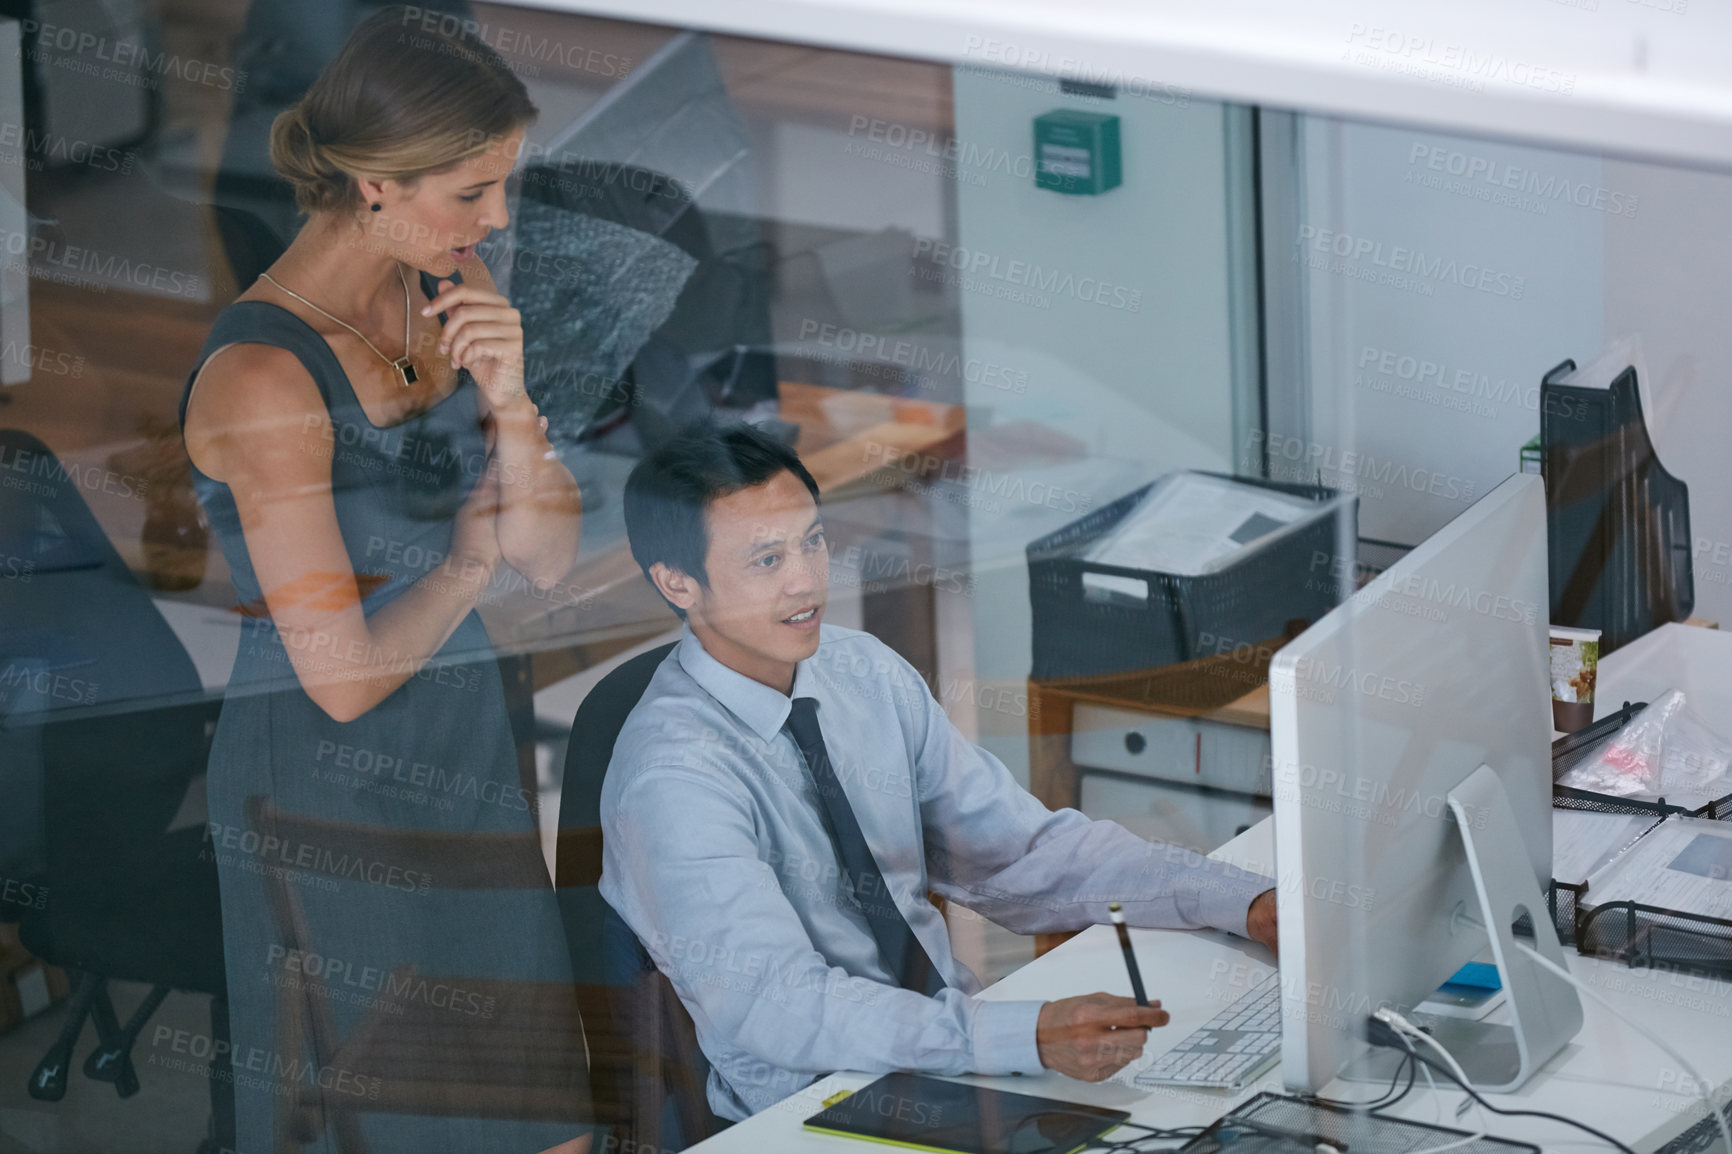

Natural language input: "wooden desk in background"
[1026,666,1273,957]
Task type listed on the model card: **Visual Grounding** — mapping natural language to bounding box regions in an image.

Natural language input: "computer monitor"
[1271,473,1582,1094]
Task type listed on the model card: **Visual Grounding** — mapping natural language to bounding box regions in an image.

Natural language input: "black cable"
[1309,1047,1416,1114]
[1084,1118,1207,1151]
[1388,1033,1638,1154]
[1373,1051,1420,1114]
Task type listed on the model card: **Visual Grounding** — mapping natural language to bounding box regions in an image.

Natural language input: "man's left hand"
[1245,888,1278,956]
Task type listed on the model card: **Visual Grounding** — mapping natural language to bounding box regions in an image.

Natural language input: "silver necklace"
[259,265,420,388]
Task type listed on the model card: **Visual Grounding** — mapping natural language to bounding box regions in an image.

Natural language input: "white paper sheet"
[1083,473,1321,578]
[1583,815,1732,921]
[1552,809,1660,886]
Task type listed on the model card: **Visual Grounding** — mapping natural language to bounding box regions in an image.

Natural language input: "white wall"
[1293,118,1606,550]
[951,67,1240,782]
[753,119,947,239]
[1294,118,1732,633]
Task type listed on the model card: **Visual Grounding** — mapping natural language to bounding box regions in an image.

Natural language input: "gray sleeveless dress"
[179,271,589,1154]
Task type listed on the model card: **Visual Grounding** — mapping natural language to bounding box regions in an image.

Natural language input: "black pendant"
[393,357,418,388]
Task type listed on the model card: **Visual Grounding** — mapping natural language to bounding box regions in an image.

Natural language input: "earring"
[369,202,382,213]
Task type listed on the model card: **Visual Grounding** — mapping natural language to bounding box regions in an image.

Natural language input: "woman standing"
[180,10,587,1151]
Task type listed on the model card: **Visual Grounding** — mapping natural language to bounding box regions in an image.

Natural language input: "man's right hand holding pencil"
[1036,994,1170,1081]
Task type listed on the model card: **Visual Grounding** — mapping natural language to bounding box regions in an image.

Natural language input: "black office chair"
[555,641,729,1152]
[0,428,230,1152]
[514,158,778,453]
[210,202,288,296]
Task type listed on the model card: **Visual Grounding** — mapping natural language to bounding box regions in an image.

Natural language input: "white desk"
[690,819,1732,1153]
[1594,623,1732,726]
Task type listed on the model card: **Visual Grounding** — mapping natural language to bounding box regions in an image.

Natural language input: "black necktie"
[784,697,945,996]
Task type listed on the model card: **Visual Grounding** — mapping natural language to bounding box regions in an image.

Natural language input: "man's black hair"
[623,420,822,617]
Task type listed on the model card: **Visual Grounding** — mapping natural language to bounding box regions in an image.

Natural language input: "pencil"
[1107,902,1149,1007]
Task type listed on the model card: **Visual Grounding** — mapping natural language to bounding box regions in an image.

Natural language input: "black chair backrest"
[554,641,729,1143]
[558,642,679,834]
[210,203,286,294]
[515,159,777,451]
[0,429,207,887]
[0,429,222,992]
[556,640,680,987]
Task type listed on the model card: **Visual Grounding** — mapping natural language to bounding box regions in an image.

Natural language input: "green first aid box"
[1034,109,1122,195]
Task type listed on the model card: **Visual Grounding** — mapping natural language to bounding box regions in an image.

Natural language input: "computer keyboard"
[1134,972,1281,1090]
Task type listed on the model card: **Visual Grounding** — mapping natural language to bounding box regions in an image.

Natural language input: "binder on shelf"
[1540,354,1693,657]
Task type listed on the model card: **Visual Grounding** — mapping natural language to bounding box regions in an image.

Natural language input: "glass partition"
[0,2,1726,1152]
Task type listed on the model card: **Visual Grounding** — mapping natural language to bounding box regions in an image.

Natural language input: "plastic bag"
[1558,690,1732,799]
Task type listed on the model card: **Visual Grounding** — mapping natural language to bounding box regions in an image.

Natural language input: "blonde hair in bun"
[268,6,536,215]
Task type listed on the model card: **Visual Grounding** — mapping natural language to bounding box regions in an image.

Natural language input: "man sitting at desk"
[599,421,1278,1121]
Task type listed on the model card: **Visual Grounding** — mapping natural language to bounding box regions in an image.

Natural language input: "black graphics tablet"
[803,1073,1130,1154]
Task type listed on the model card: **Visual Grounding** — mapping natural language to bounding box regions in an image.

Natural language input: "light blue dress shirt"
[598,624,1274,1120]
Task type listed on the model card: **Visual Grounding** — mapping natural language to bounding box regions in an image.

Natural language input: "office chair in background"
[0,428,230,1152]
[555,641,729,1153]
[512,159,779,456]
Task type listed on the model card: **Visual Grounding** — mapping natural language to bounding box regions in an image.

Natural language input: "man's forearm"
[932,811,1274,938]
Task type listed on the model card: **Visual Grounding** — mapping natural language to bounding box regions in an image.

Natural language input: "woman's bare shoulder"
[184,342,327,482]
